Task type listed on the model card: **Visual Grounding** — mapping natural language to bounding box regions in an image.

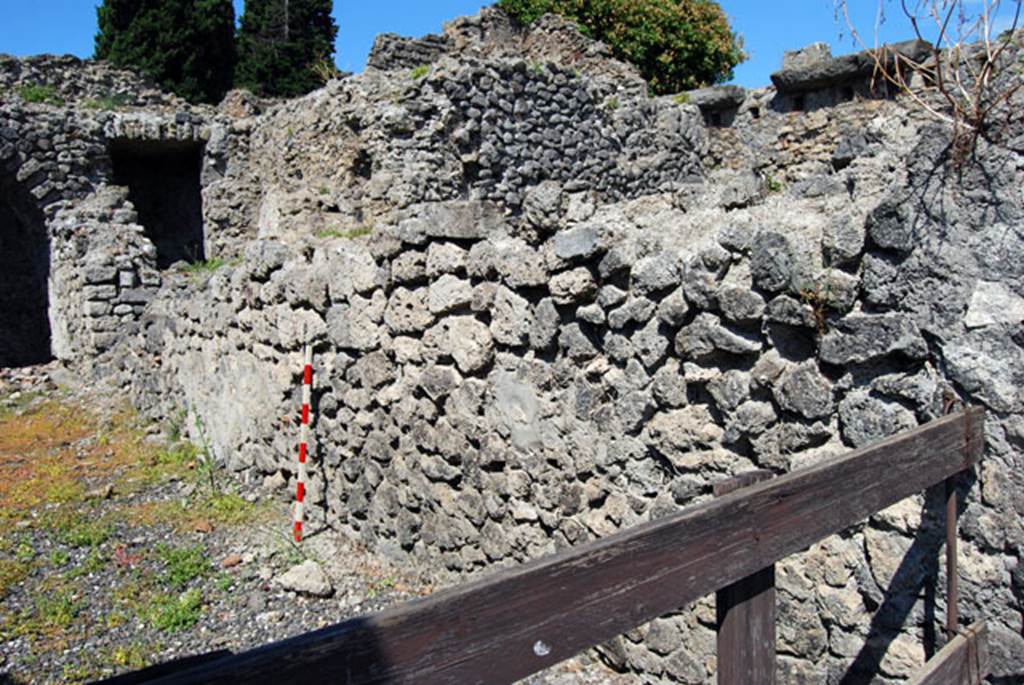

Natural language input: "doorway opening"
[109,139,205,269]
[0,174,52,368]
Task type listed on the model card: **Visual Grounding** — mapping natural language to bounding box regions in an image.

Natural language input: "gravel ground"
[0,365,633,685]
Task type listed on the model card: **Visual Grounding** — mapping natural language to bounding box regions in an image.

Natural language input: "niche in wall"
[109,139,206,269]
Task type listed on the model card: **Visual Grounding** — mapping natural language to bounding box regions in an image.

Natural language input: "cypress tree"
[95,0,236,104]
[236,0,339,98]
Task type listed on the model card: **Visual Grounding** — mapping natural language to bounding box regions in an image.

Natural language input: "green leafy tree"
[95,0,236,104]
[497,0,744,94]
[235,0,340,97]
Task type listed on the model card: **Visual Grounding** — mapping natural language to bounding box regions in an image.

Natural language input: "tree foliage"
[95,0,236,104]
[236,0,340,97]
[497,0,744,94]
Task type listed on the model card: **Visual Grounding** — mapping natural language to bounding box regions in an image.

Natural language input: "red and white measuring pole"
[294,344,312,542]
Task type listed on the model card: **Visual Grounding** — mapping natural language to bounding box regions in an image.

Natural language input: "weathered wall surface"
[124,85,1024,685]
[0,57,260,366]
[3,18,1024,685]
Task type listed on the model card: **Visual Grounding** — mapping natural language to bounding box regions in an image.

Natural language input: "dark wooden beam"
[715,470,776,685]
[135,408,983,685]
[907,622,989,685]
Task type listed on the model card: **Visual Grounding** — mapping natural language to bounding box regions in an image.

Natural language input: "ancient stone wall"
[124,88,1024,682]
[0,61,259,367]
[2,17,1023,684]
[248,55,703,241]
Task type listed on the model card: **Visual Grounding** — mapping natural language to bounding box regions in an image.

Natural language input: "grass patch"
[183,258,226,278]
[64,548,107,580]
[315,225,373,240]
[83,93,132,110]
[0,558,32,597]
[16,83,64,105]
[148,589,202,632]
[157,544,209,589]
[672,92,690,105]
[53,513,112,548]
[35,590,84,629]
[410,64,430,80]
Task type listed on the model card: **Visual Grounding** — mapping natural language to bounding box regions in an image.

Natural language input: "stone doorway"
[109,139,205,269]
[0,174,52,368]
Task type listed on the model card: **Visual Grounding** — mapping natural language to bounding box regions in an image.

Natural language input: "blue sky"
[0,1,1012,88]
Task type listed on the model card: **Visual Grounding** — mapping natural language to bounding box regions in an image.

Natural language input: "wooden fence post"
[715,470,776,685]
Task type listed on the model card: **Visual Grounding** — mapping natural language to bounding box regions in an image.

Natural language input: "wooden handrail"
[102,408,984,685]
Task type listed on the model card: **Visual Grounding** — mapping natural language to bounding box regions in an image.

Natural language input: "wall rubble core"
[2,12,1024,684]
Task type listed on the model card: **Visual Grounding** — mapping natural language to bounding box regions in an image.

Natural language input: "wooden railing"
[98,408,987,685]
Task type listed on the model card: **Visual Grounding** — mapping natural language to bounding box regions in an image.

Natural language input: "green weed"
[672,92,690,105]
[83,93,132,110]
[315,225,373,240]
[410,64,430,80]
[16,84,63,105]
[35,591,83,629]
[183,258,226,278]
[0,559,31,597]
[55,515,112,548]
[148,589,202,632]
[157,544,209,589]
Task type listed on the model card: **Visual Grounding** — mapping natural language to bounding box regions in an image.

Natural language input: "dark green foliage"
[497,0,744,94]
[236,0,339,97]
[94,0,236,104]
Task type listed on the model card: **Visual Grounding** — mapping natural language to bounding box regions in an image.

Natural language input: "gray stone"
[866,200,915,253]
[492,238,548,288]
[820,313,928,365]
[771,39,931,93]
[490,286,532,346]
[964,280,1024,329]
[425,242,468,276]
[608,296,656,329]
[326,244,379,299]
[631,252,681,295]
[275,560,333,597]
[428,316,494,374]
[750,231,797,293]
[530,297,560,351]
[676,313,762,359]
[427,274,473,314]
[549,267,597,304]
[631,318,669,369]
[656,288,690,327]
[682,84,745,111]
[327,292,386,350]
[839,391,918,448]
[418,365,462,400]
[652,359,688,408]
[523,181,564,228]
[553,223,601,260]
[727,400,777,440]
[719,170,762,209]
[558,323,598,360]
[774,361,834,420]
[384,287,435,334]
[708,370,751,412]
[717,284,765,322]
[401,200,505,240]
